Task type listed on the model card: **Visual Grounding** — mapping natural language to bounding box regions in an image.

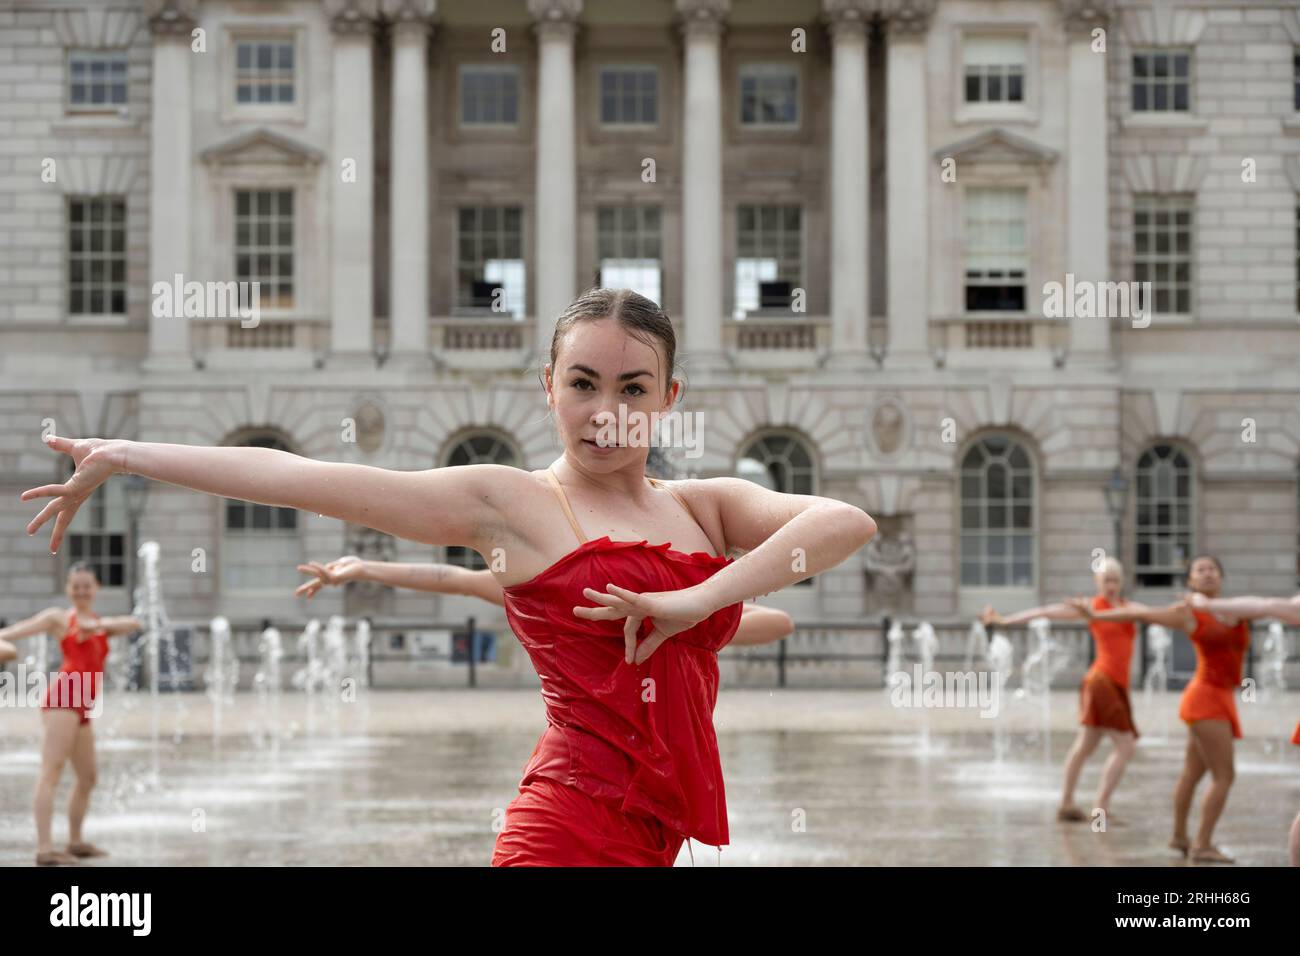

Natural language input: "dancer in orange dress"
[1070,555,1273,864]
[982,557,1144,825]
[0,563,139,865]
[21,287,876,866]
[295,554,795,649]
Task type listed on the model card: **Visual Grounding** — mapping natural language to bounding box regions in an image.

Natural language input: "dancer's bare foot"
[1169,836,1189,856]
[1056,804,1088,822]
[67,842,108,858]
[1189,844,1235,864]
[35,850,80,866]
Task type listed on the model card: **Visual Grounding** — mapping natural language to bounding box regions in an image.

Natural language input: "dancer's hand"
[1065,596,1093,618]
[295,556,365,597]
[576,584,719,665]
[21,436,127,554]
[979,604,1002,626]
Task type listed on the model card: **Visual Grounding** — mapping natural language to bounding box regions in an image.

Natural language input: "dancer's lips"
[582,438,622,452]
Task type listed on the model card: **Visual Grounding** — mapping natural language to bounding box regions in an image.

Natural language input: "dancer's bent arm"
[1068,598,1195,632]
[0,607,64,662]
[22,435,509,555]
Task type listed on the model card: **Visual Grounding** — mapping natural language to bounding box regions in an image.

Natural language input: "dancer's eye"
[624,384,646,397]
[571,378,594,391]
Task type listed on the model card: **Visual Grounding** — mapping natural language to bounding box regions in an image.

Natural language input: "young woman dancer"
[1068,555,1264,864]
[981,557,1143,825]
[0,563,140,865]
[293,554,797,648]
[20,287,876,867]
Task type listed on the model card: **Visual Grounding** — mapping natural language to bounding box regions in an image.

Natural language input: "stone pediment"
[200,128,325,167]
[933,128,1059,167]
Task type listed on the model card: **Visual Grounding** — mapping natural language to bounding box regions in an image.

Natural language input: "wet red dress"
[491,468,742,867]
[1078,595,1138,735]
[40,610,109,724]
[1179,608,1250,739]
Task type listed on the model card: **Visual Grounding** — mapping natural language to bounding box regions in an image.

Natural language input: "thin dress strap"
[648,477,724,558]
[544,467,588,545]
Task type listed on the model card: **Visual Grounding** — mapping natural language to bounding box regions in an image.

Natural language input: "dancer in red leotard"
[982,557,1145,825]
[22,287,876,866]
[295,553,795,648]
[0,562,139,865]
[1070,555,1271,864]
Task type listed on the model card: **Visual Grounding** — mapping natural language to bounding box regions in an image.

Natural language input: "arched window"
[1134,444,1193,587]
[736,432,817,585]
[443,432,520,569]
[222,434,300,592]
[960,435,1034,587]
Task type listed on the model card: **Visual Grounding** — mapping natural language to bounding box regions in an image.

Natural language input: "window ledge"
[953,104,1037,126]
[1282,116,1300,136]
[50,114,140,134]
[1120,112,1209,133]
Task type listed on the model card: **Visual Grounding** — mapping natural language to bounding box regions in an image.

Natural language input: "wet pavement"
[1,688,1296,866]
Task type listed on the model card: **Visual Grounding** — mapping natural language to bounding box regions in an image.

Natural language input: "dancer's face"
[1093,568,1123,601]
[545,317,677,471]
[65,569,98,608]
[1185,557,1222,597]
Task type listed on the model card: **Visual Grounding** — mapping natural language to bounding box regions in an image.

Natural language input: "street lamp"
[1102,466,1129,563]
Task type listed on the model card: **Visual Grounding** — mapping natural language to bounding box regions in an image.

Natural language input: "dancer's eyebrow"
[567,364,651,381]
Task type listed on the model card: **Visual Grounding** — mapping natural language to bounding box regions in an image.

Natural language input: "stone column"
[529,0,581,350]
[883,0,935,360]
[146,1,196,363]
[677,0,727,358]
[824,0,871,358]
[1061,0,1111,356]
[385,0,436,354]
[329,1,378,355]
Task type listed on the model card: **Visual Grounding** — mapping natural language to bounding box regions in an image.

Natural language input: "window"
[964,188,1026,312]
[598,206,662,304]
[67,50,128,110]
[1131,48,1191,112]
[65,469,127,588]
[739,64,798,126]
[460,65,519,125]
[1295,204,1299,312]
[235,190,294,309]
[443,435,519,570]
[963,36,1025,103]
[737,434,816,585]
[1134,195,1192,315]
[457,206,525,317]
[734,205,801,316]
[68,196,126,315]
[1135,445,1193,588]
[235,39,294,104]
[1294,50,1299,110]
[960,436,1034,587]
[222,436,300,592]
[599,66,657,125]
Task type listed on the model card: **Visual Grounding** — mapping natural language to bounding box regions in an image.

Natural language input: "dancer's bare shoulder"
[661,475,838,552]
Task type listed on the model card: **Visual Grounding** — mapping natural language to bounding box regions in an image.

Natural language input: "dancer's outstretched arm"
[22,435,509,555]
[0,607,63,662]
[296,556,796,646]
[1067,597,1195,632]
[982,599,1150,627]
[1189,595,1300,625]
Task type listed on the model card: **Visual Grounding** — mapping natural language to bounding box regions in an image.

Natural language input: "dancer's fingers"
[25,497,63,535]
[572,604,625,622]
[20,482,70,502]
[49,507,74,554]
[624,615,640,664]
[633,627,672,665]
[581,587,635,614]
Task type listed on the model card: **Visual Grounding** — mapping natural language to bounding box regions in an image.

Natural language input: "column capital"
[1058,0,1114,37]
[144,0,198,37]
[822,0,871,39]
[529,0,582,39]
[879,0,936,38]
[326,0,381,36]
[382,0,437,37]
[676,0,729,39]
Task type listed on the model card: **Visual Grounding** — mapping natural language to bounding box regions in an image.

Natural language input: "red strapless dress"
[40,610,109,724]
[491,535,742,866]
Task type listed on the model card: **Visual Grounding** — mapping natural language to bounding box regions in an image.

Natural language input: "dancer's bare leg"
[66,720,105,857]
[1171,730,1207,852]
[35,710,80,865]
[1093,730,1136,817]
[1059,726,1103,818]
[1189,719,1236,862]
